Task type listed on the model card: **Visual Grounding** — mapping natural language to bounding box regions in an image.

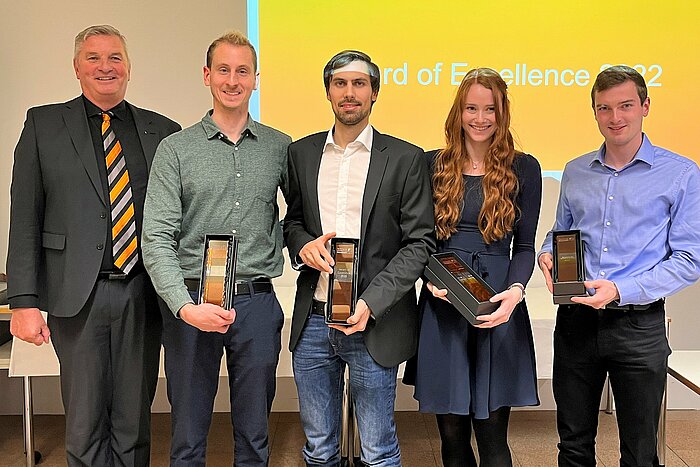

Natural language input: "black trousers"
[49,271,162,467]
[553,302,669,467]
[161,288,284,467]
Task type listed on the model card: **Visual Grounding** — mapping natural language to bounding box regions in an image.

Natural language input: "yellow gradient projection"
[257,1,700,170]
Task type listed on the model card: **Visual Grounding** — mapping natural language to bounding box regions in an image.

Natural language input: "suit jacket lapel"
[360,129,389,242]
[306,134,325,235]
[129,102,158,170]
[63,96,106,206]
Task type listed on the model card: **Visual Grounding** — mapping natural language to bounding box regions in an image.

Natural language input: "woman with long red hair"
[411,68,542,466]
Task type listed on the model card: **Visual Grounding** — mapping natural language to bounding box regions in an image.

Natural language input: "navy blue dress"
[412,152,542,419]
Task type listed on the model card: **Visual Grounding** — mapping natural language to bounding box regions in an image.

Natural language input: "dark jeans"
[161,288,284,467]
[553,302,669,467]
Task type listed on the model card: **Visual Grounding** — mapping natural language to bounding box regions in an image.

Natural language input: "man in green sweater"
[142,31,291,467]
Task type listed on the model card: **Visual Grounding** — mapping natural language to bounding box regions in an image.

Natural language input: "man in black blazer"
[284,50,435,466]
[7,25,180,466]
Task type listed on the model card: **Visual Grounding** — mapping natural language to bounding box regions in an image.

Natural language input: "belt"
[184,278,273,295]
[311,299,326,316]
[604,298,664,312]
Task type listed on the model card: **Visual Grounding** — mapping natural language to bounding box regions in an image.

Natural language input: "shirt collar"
[82,94,127,120]
[201,110,258,141]
[591,133,655,169]
[324,123,373,151]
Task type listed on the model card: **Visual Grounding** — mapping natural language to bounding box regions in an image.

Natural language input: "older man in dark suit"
[7,25,180,466]
[284,50,435,466]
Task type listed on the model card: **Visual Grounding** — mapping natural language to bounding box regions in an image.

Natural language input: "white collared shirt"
[314,124,373,302]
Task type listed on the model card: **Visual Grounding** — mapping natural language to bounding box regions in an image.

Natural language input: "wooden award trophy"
[326,238,359,325]
[424,252,500,325]
[198,234,238,309]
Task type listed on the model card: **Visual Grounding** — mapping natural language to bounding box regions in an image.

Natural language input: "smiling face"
[74,34,130,110]
[204,43,258,116]
[594,80,650,156]
[461,83,497,148]
[326,70,377,128]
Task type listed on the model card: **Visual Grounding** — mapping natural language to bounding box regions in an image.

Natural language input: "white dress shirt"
[314,124,373,302]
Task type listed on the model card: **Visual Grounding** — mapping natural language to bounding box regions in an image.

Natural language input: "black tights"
[436,407,512,467]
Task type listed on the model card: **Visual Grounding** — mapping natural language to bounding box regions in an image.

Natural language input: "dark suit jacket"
[7,96,181,317]
[284,129,436,368]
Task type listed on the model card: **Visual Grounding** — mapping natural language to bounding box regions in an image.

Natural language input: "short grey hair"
[74,25,129,63]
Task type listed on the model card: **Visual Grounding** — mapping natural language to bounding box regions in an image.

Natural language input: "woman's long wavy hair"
[433,68,518,243]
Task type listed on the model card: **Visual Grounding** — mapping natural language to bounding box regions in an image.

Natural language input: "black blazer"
[7,96,180,317]
[283,129,436,367]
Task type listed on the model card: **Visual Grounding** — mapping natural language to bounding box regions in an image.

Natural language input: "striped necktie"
[102,112,138,274]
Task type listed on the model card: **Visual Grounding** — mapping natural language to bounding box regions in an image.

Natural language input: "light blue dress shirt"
[540,134,700,305]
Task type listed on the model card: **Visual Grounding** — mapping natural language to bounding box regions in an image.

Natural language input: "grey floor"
[1,410,698,466]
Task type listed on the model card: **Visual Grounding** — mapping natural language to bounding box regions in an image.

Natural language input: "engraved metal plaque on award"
[552,230,587,305]
[198,234,238,309]
[326,238,360,325]
[424,252,500,325]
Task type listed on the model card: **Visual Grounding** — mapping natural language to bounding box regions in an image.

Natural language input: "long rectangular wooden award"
[552,230,587,305]
[198,234,238,309]
[326,238,359,326]
[424,252,499,325]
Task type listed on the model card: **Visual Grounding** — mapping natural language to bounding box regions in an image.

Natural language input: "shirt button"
[606,221,611,226]
[613,172,619,177]
[603,247,608,252]
[232,229,237,234]
[608,196,614,200]
[100,212,107,219]
[235,201,240,206]
[234,147,239,151]
[600,271,606,276]
[236,173,241,177]
[96,243,104,250]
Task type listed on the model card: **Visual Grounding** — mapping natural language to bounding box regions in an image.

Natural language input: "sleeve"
[279,135,292,202]
[7,109,44,309]
[282,144,316,268]
[425,149,439,179]
[614,163,700,304]
[507,154,543,287]
[278,135,292,248]
[141,138,192,316]
[359,148,437,320]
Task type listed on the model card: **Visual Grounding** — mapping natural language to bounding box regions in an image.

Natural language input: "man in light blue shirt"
[538,66,700,466]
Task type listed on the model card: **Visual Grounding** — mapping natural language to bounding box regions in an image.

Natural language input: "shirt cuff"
[292,254,305,271]
[611,276,641,306]
[166,288,196,318]
[537,248,552,259]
